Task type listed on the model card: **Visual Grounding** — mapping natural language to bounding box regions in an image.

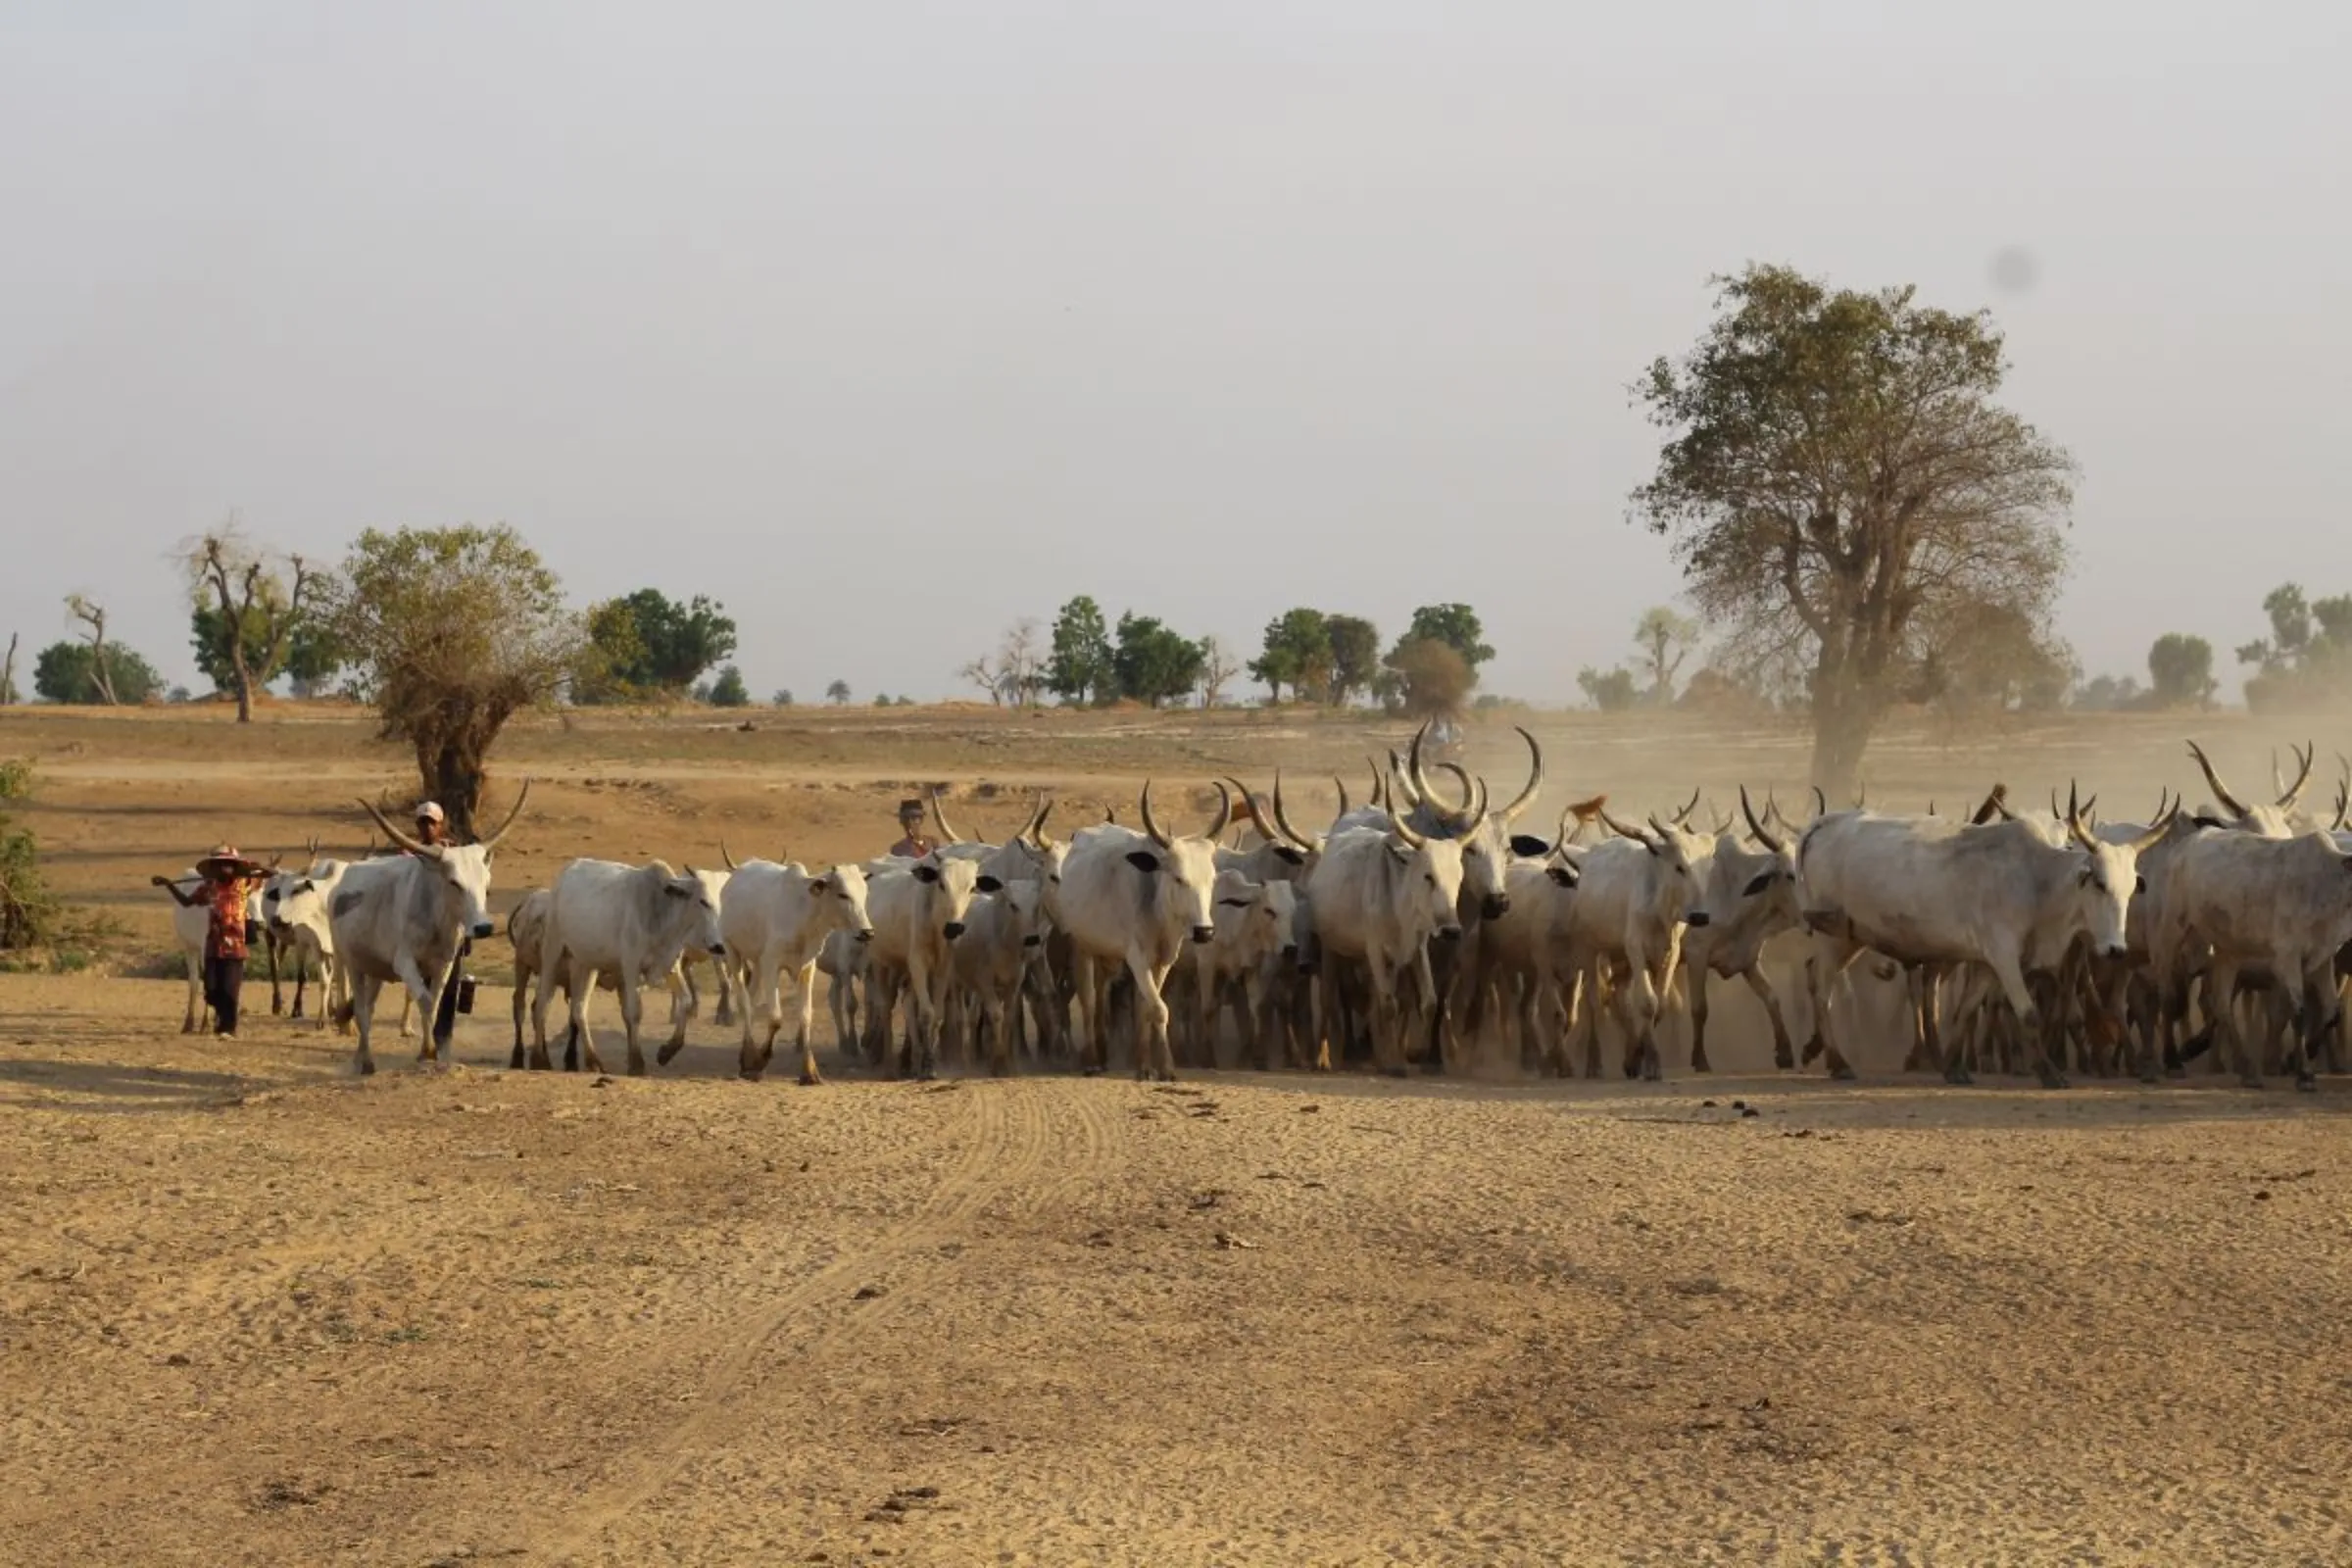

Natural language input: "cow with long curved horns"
[328,784,530,1076]
[1054,782,1231,1080]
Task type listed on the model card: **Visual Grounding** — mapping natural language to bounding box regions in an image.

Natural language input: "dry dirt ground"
[5,704,2352,1566]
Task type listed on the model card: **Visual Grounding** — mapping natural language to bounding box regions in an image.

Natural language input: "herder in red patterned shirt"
[153,844,271,1040]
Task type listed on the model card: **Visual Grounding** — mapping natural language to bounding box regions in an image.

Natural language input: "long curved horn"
[1436,762,1479,828]
[2186,741,2249,818]
[1270,771,1316,851]
[1227,777,1283,844]
[2127,798,2179,855]
[2332,777,2349,834]
[1138,781,1173,851]
[2278,741,2315,809]
[1334,775,1350,819]
[1969,783,2008,826]
[1198,781,1233,843]
[361,797,436,858]
[1460,774,1490,834]
[1407,721,1441,810]
[720,840,739,871]
[305,834,321,860]
[1391,803,1428,849]
[1740,786,1786,856]
[1811,786,1830,820]
[1544,804,1575,858]
[2272,748,2286,800]
[1668,785,1701,826]
[480,779,531,850]
[929,789,964,845]
[1387,750,1422,809]
[1598,808,1659,849]
[1367,757,1386,810]
[2050,788,2066,823]
[1498,727,1543,826]
[2065,782,2097,852]
[1031,794,1058,849]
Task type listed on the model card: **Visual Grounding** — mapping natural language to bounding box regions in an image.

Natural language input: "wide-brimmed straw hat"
[195,843,268,878]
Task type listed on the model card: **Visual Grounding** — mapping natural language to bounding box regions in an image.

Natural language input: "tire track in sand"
[537,1078,1121,1563]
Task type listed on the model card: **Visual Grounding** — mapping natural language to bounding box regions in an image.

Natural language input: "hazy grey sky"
[5,2,2345,703]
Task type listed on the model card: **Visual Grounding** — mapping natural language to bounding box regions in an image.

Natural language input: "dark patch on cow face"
[1274,846,1305,866]
[1545,865,1577,888]
[331,889,366,920]
[1217,897,1254,908]
[913,863,941,884]
[976,875,1004,894]
[1741,872,1776,898]
[1126,851,1160,875]
[1509,835,1550,858]
[663,883,688,899]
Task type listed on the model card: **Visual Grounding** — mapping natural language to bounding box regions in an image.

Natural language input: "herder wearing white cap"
[406,801,463,1045]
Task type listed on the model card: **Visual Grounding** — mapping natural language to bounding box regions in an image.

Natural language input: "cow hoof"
[2038,1073,2071,1091]
[358,1059,376,1077]
[800,1071,823,1087]
[180,1021,197,1035]
[2296,1075,2319,1094]
[1831,1064,1858,1083]
[1944,1071,1974,1086]
[1382,1066,1409,1080]
[270,1000,284,1016]
[2238,1074,2265,1090]
[1691,1058,1713,1075]
[1081,1065,1104,1078]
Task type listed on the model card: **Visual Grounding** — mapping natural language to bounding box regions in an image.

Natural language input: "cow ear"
[1125,851,1161,874]
[913,863,940,884]
[1276,846,1305,865]
[976,875,1004,894]
[1643,840,1661,858]
[1741,872,1775,897]
[1509,835,1550,858]
[1545,865,1577,887]
[809,877,830,896]
[664,882,689,899]
[1217,897,1254,908]
[2134,873,2147,895]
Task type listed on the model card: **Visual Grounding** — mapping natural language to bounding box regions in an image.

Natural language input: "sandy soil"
[5,704,2351,1565]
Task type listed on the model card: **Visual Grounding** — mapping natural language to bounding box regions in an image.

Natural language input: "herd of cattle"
[161,729,2352,1093]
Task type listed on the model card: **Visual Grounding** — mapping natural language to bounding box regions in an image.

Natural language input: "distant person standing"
[153,845,270,1040]
[407,801,467,1049]
[888,799,935,859]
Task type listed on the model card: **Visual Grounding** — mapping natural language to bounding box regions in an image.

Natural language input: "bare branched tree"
[0,633,18,707]
[959,653,1004,706]
[997,617,1046,708]
[63,595,118,706]
[181,522,319,723]
[1198,634,1242,710]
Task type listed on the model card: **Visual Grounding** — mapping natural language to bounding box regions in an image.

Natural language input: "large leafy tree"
[33,640,164,705]
[322,525,582,839]
[1324,614,1381,707]
[1382,604,1492,716]
[1391,604,1494,672]
[1632,265,2076,797]
[1113,613,1206,708]
[581,589,736,698]
[2146,633,2217,710]
[1046,595,1116,706]
[1249,608,1331,704]
[181,527,320,722]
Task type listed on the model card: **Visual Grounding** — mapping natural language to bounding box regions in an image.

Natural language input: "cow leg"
[510,958,529,1069]
[532,951,564,1073]
[1688,966,1714,1074]
[395,954,449,1067]
[616,972,649,1077]
[568,965,610,1076]
[713,955,738,1028]
[1988,952,2065,1090]
[739,945,779,1079]
[182,948,204,1033]
[2288,967,2326,1093]
[350,973,383,1076]
[660,962,694,1064]
[1738,965,1796,1071]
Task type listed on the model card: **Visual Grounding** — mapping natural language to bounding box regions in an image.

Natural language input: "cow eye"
[2134,874,2147,895]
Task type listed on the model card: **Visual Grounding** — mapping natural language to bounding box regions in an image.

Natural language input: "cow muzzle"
[1436,925,1463,943]
[1022,934,1042,949]
[707,942,727,956]
[1685,911,1712,929]
[1190,924,1215,945]
[855,929,873,944]
[943,921,966,941]
[470,920,496,940]
[1481,895,1510,920]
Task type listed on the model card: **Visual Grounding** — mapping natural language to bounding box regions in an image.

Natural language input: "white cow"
[1175,871,1301,1070]
[1055,783,1232,1081]
[1794,796,2169,1088]
[863,856,998,1079]
[1676,790,1806,1074]
[942,879,1054,1076]
[1553,811,1715,1082]
[816,926,868,1064]
[1299,813,1473,1075]
[718,858,874,1084]
[2150,825,2352,1089]
[532,857,728,1078]
[329,788,528,1075]
[261,858,354,1030]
